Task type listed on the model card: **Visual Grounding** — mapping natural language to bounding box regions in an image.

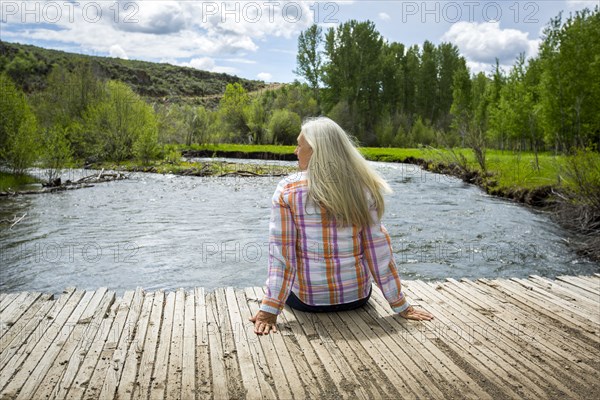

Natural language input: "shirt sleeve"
[260,180,297,315]
[360,207,410,314]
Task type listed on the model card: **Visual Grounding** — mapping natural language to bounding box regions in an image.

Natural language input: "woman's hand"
[249,310,278,335]
[399,306,434,321]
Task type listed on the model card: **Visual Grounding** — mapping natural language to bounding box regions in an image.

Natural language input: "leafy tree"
[267,109,301,145]
[322,20,384,143]
[417,41,438,123]
[380,42,405,117]
[40,124,73,182]
[219,83,250,142]
[245,99,269,144]
[3,49,46,91]
[83,80,157,162]
[295,24,323,105]
[0,74,40,173]
[32,63,104,158]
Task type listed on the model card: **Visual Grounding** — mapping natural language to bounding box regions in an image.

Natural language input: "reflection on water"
[0,161,597,295]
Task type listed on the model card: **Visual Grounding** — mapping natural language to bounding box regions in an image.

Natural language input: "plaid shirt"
[260,171,410,315]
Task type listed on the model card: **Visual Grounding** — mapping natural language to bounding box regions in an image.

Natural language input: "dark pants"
[285,286,372,313]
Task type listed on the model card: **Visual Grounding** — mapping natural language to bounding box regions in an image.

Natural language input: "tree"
[267,109,301,145]
[83,80,157,162]
[219,83,250,142]
[417,41,438,124]
[295,24,323,105]
[0,74,40,174]
[40,124,73,183]
[322,20,384,143]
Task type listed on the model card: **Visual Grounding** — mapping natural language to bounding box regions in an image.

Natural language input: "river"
[0,159,597,295]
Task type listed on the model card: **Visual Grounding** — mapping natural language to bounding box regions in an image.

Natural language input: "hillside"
[0,41,270,107]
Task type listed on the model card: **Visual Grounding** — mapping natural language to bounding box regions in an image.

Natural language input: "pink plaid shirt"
[260,171,409,315]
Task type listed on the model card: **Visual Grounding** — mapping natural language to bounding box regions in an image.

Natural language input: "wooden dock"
[0,274,599,399]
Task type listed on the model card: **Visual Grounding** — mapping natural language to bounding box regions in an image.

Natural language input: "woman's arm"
[361,208,433,320]
[251,182,298,334]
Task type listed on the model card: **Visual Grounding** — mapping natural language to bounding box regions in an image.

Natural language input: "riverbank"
[181,144,561,207]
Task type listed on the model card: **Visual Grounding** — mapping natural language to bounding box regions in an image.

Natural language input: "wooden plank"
[181,290,196,400]
[430,280,580,398]
[0,288,80,395]
[287,304,369,399]
[0,293,6,303]
[149,290,176,400]
[233,288,283,399]
[480,279,599,341]
[367,288,492,400]
[347,298,446,399]
[315,311,390,398]
[528,276,599,312]
[205,292,228,400]
[14,290,95,400]
[320,309,402,398]
[254,287,338,399]
[81,290,136,400]
[577,275,600,285]
[194,288,211,400]
[0,292,69,391]
[33,288,110,399]
[132,290,164,400]
[166,289,185,400]
[403,283,525,399]
[0,293,53,355]
[557,276,600,297]
[463,279,600,363]
[0,292,41,337]
[510,278,599,324]
[446,278,597,387]
[537,275,600,299]
[214,288,245,398]
[50,290,115,399]
[116,291,155,400]
[0,293,19,315]
[224,287,272,400]
[99,287,145,399]
[244,288,307,399]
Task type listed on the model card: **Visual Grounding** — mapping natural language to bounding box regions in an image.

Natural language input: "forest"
[0,7,598,173]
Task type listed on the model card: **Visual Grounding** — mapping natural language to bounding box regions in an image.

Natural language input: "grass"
[0,172,41,192]
[182,144,565,193]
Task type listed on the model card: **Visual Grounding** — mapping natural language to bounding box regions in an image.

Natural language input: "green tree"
[267,109,301,145]
[322,20,384,143]
[0,74,40,173]
[417,41,438,124]
[219,83,250,142]
[83,80,157,162]
[40,124,73,182]
[295,24,323,105]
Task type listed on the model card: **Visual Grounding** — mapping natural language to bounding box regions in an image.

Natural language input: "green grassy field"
[0,172,41,192]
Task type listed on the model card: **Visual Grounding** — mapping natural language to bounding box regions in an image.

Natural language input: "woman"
[250,117,433,335]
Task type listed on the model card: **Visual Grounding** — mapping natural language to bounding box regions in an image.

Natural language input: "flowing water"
[1,160,597,295]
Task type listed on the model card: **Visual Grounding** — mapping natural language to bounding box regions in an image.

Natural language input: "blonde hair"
[301,117,391,227]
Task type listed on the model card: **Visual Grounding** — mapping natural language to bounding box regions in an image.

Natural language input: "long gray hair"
[301,117,391,226]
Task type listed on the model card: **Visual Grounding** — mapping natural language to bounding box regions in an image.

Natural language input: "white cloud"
[2,1,315,66]
[257,72,272,81]
[161,57,238,75]
[442,21,540,69]
[566,0,598,9]
[109,44,128,59]
[379,12,390,21]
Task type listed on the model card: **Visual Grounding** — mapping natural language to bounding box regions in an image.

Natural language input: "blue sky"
[1,1,598,82]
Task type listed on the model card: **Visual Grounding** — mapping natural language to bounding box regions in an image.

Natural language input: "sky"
[1,0,598,83]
